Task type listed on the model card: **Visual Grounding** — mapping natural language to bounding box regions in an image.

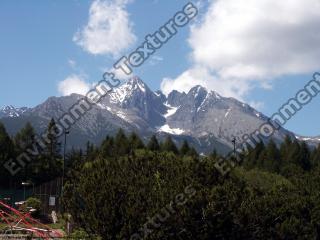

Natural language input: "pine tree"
[35,118,62,182]
[15,122,36,150]
[161,136,178,154]
[100,136,115,157]
[210,149,218,159]
[256,140,280,172]
[147,135,160,151]
[114,129,129,155]
[180,140,190,155]
[311,144,320,167]
[245,141,265,169]
[0,122,16,187]
[280,135,292,162]
[299,141,311,171]
[86,141,98,161]
[188,147,199,158]
[128,132,145,149]
[15,122,37,181]
[287,140,302,167]
[264,139,281,172]
[45,118,61,158]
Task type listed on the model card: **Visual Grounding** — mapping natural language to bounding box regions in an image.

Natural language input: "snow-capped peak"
[109,77,150,104]
[296,135,320,142]
[189,85,207,97]
[0,105,29,118]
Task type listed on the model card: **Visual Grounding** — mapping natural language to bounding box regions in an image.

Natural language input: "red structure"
[0,200,63,239]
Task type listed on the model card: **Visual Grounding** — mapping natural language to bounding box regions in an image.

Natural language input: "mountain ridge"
[0,77,315,154]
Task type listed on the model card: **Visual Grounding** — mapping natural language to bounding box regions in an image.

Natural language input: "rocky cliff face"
[0,77,298,154]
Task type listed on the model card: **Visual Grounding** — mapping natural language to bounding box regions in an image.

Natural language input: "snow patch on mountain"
[158,124,185,135]
[296,135,320,142]
[225,108,231,118]
[0,105,29,118]
[96,103,111,111]
[116,111,130,121]
[164,103,179,118]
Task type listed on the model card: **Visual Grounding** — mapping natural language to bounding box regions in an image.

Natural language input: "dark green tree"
[180,140,190,155]
[0,122,16,188]
[280,135,292,162]
[114,129,130,155]
[311,144,320,167]
[161,136,178,154]
[188,147,199,158]
[45,118,61,158]
[299,141,311,171]
[14,122,37,181]
[147,135,160,151]
[33,118,62,182]
[265,140,281,172]
[100,136,115,157]
[15,122,36,151]
[128,132,145,149]
[244,141,265,169]
[287,140,301,166]
[210,149,218,159]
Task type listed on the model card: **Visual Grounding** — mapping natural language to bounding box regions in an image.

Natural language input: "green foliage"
[29,119,62,183]
[0,119,64,187]
[0,121,15,187]
[128,132,145,149]
[147,135,160,151]
[24,197,42,217]
[44,118,61,158]
[180,140,190,155]
[161,136,178,154]
[69,228,101,239]
[62,133,320,239]
[15,122,36,151]
[2,118,320,239]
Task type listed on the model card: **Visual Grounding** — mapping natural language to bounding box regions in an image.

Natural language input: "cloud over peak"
[73,0,136,57]
[162,0,320,100]
[58,75,90,96]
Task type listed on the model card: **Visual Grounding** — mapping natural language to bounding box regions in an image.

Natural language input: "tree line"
[0,119,63,188]
[0,120,197,189]
[62,131,320,239]
[2,119,320,239]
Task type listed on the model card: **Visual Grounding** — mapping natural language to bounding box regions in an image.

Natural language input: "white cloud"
[73,0,136,57]
[161,0,320,100]
[161,66,252,100]
[249,101,265,111]
[58,75,91,96]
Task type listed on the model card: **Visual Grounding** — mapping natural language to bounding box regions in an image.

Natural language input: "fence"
[0,178,62,215]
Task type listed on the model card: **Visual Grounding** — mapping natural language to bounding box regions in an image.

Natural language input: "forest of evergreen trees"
[1,120,320,239]
[0,119,63,189]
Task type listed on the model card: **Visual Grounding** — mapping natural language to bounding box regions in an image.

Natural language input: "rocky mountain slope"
[0,77,302,154]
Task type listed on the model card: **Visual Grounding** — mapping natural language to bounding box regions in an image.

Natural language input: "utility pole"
[61,129,69,211]
[22,182,31,201]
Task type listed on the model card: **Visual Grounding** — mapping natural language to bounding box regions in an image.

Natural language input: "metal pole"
[61,129,69,211]
[62,131,66,192]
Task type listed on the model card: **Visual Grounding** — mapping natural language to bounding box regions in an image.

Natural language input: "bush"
[25,197,42,217]
[70,228,101,240]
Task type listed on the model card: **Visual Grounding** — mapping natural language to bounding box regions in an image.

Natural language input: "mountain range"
[1,77,319,154]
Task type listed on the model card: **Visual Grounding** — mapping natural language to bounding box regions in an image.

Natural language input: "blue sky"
[1,0,320,136]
